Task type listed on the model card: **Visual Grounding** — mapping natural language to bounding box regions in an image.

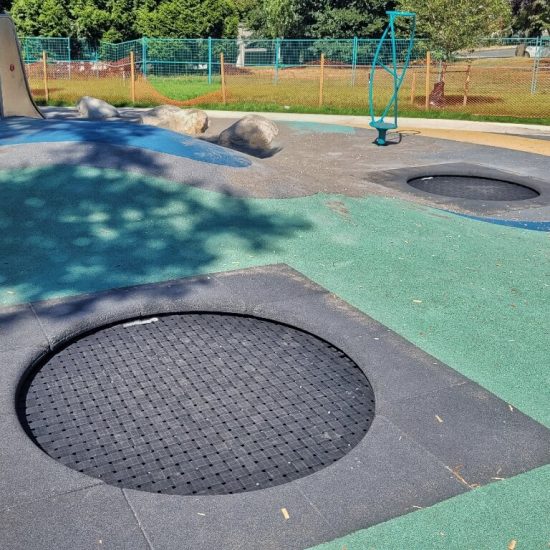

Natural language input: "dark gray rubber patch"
[408,175,539,201]
[21,313,374,495]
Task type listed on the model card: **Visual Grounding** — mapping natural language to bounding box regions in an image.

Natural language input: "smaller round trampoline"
[407,175,539,201]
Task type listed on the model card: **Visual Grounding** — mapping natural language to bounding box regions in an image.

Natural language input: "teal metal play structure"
[369,11,416,146]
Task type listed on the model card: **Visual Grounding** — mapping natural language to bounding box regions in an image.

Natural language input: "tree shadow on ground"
[0,117,251,172]
[0,162,310,306]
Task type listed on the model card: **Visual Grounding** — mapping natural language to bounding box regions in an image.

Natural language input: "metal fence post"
[530,36,542,94]
[142,37,147,79]
[425,51,431,110]
[319,53,325,107]
[220,52,227,104]
[42,51,49,102]
[130,51,136,103]
[274,38,281,84]
[208,37,212,84]
[67,37,71,80]
[351,36,358,86]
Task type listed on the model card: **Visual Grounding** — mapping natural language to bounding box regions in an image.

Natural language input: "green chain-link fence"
[21,35,550,117]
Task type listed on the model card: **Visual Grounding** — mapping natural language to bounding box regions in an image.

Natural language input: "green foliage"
[397,0,512,59]
[9,0,239,42]
[11,0,72,36]
[263,0,297,38]
[511,0,550,37]
[136,0,239,38]
[247,0,395,38]
[0,0,13,12]
[71,1,111,44]
[310,0,393,37]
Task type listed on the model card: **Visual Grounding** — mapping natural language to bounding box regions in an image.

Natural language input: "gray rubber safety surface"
[407,175,540,201]
[21,313,375,496]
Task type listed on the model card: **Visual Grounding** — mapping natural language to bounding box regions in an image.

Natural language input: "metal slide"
[0,13,43,119]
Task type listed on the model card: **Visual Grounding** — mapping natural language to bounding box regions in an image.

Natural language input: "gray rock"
[141,106,208,136]
[76,96,119,119]
[218,115,279,154]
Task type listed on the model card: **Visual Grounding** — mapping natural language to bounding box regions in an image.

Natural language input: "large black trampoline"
[21,313,374,496]
[407,175,539,201]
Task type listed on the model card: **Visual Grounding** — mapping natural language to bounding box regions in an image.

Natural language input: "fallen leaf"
[281,508,290,520]
[435,415,443,423]
[508,540,517,550]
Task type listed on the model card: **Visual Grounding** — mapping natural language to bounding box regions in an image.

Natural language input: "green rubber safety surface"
[309,465,550,550]
[1,165,549,548]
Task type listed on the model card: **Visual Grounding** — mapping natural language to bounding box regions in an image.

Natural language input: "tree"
[0,0,13,13]
[71,1,111,44]
[511,0,550,37]
[263,0,297,38]
[136,0,239,38]
[11,0,72,36]
[310,0,394,37]
[247,0,395,38]
[397,0,512,59]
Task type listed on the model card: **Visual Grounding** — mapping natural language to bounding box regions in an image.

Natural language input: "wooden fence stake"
[410,70,416,105]
[220,52,227,105]
[130,51,136,103]
[425,51,431,110]
[42,51,49,103]
[463,63,472,106]
[319,53,325,107]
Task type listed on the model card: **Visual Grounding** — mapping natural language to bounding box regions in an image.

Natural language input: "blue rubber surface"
[452,212,550,232]
[0,118,251,168]
[285,121,356,135]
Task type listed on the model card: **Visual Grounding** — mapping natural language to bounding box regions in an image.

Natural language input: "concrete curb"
[202,110,550,136]
[42,107,550,137]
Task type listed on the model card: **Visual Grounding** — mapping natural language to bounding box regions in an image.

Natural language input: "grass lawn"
[147,75,221,101]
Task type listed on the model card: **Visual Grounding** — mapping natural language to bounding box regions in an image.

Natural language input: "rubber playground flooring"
[0,161,548,548]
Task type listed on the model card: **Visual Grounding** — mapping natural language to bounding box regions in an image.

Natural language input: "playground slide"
[0,14,43,119]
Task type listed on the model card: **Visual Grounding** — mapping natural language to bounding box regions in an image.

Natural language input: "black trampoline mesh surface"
[407,175,539,201]
[22,313,374,495]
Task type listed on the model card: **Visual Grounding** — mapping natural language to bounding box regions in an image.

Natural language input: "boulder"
[218,115,279,154]
[76,96,119,119]
[141,106,208,136]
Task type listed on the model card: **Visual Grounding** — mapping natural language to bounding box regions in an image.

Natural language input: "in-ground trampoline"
[21,313,374,496]
[407,175,540,201]
[365,162,549,230]
[2,265,549,549]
